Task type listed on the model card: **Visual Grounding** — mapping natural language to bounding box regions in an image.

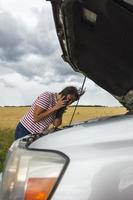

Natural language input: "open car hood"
[48,0,133,110]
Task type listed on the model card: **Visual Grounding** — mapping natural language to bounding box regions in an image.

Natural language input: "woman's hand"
[53,96,67,111]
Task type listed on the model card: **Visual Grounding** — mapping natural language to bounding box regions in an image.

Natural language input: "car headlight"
[1,147,69,200]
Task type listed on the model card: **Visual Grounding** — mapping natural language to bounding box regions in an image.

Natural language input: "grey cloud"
[0,78,15,88]
[52,56,75,75]
[0,61,14,75]
[38,67,83,85]
[0,8,57,62]
[26,8,59,57]
[0,12,28,61]
[0,7,83,85]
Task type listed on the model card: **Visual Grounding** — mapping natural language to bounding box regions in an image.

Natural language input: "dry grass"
[0,107,29,129]
[62,106,127,126]
[0,106,127,129]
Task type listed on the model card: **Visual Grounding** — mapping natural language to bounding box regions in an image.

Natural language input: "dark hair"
[55,86,85,119]
[59,86,85,101]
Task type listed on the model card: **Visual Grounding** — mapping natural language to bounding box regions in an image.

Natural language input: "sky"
[0,0,121,106]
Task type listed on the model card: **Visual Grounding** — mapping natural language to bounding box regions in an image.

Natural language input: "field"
[0,106,127,171]
[0,106,127,129]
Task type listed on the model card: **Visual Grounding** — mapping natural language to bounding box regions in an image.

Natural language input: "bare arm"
[33,105,57,123]
[33,96,66,123]
[53,117,62,127]
[53,106,67,128]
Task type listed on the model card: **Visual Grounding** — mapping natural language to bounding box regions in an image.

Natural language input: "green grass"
[0,129,14,172]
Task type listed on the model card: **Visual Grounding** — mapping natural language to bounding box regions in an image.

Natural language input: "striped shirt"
[20,92,57,134]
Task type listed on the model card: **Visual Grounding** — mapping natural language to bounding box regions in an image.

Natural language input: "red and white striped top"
[20,92,57,134]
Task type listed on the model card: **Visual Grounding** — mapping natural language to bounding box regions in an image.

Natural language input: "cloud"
[0,7,80,84]
[0,7,56,61]
[0,11,29,62]
[0,61,14,75]
[0,77,15,88]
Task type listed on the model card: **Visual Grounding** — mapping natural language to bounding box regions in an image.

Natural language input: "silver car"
[0,0,133,199]
[1,114,133,200]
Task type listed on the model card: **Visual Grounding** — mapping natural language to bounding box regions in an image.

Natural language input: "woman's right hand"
[54,96,67,111]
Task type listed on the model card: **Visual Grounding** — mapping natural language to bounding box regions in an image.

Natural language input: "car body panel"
[30,115,133,155]
[49,0,133,110]
[0,173,2,189]
[29,114,133,199]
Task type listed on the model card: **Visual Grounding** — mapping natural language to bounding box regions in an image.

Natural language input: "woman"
[15,86,85,139]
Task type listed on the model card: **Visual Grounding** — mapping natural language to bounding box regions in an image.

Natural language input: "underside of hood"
[48,0,133,110]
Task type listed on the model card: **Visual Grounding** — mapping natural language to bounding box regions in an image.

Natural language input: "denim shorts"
[15,122,31,140]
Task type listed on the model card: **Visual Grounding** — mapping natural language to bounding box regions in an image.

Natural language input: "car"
[1,114,133,200]
[0,0,133,199]
[0,173,2,189]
